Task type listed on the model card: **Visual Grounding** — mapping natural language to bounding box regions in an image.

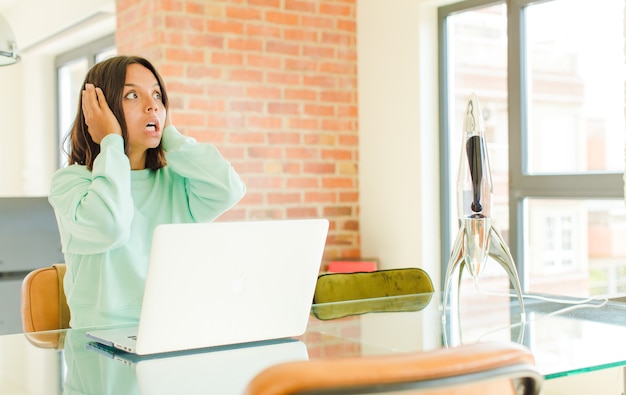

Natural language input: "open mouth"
[145,121,158,132]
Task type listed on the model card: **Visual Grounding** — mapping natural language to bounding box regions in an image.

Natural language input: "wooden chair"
[243,341,542,395]
[21,263,70,333]
[311,268,434,320]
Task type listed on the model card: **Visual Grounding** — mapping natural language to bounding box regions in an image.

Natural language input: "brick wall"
[115,0,360,264]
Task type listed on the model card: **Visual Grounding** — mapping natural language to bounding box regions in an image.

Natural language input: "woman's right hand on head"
[82,83,122,144]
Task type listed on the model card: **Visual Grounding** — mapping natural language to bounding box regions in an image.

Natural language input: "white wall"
[0,0,115,196]
[357,0,448,288]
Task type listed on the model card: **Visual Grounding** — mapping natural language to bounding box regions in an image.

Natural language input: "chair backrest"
[243,341,542,395]
[21,263,70,332]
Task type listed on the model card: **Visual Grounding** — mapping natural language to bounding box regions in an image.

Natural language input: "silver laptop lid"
[135,218,329,355]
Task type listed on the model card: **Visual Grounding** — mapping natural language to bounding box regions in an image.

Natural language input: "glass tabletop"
[1,291,625,394]
[308,291,626,380]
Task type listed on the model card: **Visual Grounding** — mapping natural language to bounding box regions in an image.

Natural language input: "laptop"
[86,218,329,355]
[85,339,309,394]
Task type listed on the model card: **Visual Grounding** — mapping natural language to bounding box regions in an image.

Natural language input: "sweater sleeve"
[161,125,246,222]
[49,134,134,254]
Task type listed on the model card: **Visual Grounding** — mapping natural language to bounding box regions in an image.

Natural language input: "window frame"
[438,0,624,290]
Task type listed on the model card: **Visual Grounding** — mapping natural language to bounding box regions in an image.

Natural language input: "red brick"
[284,28,318,43]
[304,133,335,145]
[303,75,336,88]
[266,41,300,56]
[322,177,354,189]
[268,192,302,204]
[301,15,334,29]
[337,19,356,32]
[265,10,300,26]
[268,132,302,144]
[245,176,284,188]
[217,146,246,159]
[173,112,206,126]
[219,208,246,220]
[189,98,226,112]
[287,177,320,188]
[229,100,264,112]
[164,80,205,95]
[321,119,354,131]
[305,191,337,203]
[246,24,282,39]
[321,148,352,160]
[321,32,354,46]
[185,33,224,49]
[285,88,318,101]
[207,114,245,128]
[247,116,283,129]
[249,146,283,158]
[287,207,319,217]
[337,105,358,117]
[285,147,318,159]
[165,48,205,63]
[303,45,335,59]
[247,53,282,69]
[337,48,357,62]
[339,192,358,203]
[248,0,280,7]
[285,0,316,13]
[228,38,264,51]
[268,102,300,115]
[289,118,319,130]
[206,83,246,97]
[267,72,301,86]
[165,15,205,32]
[338,134,358,146]
[248,209,286,219]
[226,6,263,20]
[320,90,353,103]
[246,86,282,99]
[319,3,353,17]
[207,20,245,34]
[228,69,264,83]
[324,206,352,216]
[304,104,335,117]
[211,52,244,65]
[304,162,335,174]
[184,1,206,15]
[285,58,318,72]
[228,132,266,144]
[320,61,355,75]
[187,65,222,79]
[281,162,302,174]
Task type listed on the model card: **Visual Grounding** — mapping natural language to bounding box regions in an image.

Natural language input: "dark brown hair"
[65,55,168,170]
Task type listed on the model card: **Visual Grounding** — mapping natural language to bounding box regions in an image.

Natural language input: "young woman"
[49,55,246,328]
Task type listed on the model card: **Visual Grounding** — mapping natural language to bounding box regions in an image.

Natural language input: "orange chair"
[21,263,70,333]
[243,341,542,395]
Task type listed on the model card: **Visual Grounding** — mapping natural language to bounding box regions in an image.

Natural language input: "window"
[439,0,625,297]
[56,35,116,167]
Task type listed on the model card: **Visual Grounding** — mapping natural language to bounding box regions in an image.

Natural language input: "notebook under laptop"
[86,218,329,355]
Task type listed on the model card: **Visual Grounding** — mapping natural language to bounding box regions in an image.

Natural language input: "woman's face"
[122,63,167,167]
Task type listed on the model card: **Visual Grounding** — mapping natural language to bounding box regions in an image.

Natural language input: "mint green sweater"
[49,126,246,328]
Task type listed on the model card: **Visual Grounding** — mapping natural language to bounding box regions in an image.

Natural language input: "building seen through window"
[440,0,626,297]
